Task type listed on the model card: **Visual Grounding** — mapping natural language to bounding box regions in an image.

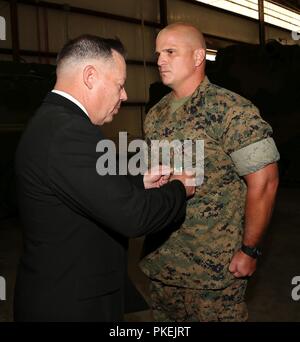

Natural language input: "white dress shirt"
[52,90,89,117]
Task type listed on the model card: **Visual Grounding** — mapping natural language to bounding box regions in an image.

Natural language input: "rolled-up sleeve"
[230,137,280,176]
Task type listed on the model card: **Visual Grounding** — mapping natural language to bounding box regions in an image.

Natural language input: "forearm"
[230,163,279,277]
[243,189,275,246]
[243,167,279,246]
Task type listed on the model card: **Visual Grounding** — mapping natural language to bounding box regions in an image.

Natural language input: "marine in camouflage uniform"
[140,76,280,322]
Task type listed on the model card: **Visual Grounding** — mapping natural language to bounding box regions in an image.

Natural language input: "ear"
[83,65,97,89]
[194,48,205,67]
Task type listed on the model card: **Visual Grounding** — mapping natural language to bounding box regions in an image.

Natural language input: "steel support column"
[159,0,168,27]
[9,0,20,62]
[258,0,266,47]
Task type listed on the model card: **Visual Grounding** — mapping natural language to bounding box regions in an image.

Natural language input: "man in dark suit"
[14,35,195,322]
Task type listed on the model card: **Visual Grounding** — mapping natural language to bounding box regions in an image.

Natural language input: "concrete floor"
[1,186,300,322]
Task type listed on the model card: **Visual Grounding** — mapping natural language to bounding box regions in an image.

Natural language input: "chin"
[161,78,172,86]
[104,115,114,123]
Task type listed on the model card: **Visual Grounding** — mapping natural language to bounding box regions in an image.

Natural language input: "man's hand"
[143,165,172,189]
[170,172,196,198]
[229,250,257,278]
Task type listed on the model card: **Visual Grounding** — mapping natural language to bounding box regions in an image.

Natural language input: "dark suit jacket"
[14,93,186,322]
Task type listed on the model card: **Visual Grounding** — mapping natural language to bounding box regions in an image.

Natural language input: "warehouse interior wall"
[1,0,297,139]
[168,0,261,44]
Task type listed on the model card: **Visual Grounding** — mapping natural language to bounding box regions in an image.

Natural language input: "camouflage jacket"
[140,76,275,289]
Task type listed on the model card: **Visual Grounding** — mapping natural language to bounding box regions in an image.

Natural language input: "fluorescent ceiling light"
[206,53,216,61]
[196,0,258,19]
[264,1,300,31]
[195,0,300,32]
[206,49,217,61]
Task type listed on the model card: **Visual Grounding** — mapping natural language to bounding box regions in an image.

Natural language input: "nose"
[121,88,128,102]
[157,53,165,67]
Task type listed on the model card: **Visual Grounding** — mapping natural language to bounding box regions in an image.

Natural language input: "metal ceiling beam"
[2,0,162,29]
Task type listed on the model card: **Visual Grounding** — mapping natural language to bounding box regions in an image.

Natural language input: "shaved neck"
[54,57,112,101]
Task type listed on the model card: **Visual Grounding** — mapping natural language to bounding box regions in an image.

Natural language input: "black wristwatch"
[240,244,262,259]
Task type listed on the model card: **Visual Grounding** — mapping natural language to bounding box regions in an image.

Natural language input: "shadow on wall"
[0,61,56,219]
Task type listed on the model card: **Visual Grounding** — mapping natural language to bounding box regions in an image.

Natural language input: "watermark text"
[96,132,204,186]
[0,276,6,301]
[292,276,300,301]
[0,16,6,40]
[291,30,300,41]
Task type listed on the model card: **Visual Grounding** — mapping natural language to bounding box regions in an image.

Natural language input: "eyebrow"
[155,48,177,56]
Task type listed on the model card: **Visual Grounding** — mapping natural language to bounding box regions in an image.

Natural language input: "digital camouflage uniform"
[140,77,280,322]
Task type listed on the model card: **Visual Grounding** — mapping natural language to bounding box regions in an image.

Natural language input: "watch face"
[255,248,262,257]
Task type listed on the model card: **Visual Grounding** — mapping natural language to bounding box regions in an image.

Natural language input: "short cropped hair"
[56,34,126,68]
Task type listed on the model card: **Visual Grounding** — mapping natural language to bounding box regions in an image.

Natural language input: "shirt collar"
[51,90,89,117]
[195,76,210,96]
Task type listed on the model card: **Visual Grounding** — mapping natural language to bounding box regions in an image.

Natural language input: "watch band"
[241,244,262,259]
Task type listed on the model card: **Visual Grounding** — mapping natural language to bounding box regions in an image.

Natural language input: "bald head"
[155,22,206,98]
[158,23,206,51]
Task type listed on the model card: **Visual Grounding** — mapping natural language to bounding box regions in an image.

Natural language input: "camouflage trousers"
[149,279,248,322]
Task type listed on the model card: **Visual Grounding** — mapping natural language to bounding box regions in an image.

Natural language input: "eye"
[167,49,175,55]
